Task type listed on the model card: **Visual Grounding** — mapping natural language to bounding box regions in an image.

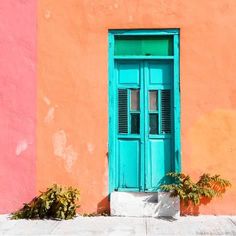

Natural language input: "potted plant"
[161,172,231,215]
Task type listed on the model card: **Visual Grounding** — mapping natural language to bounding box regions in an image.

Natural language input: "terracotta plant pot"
[180,197,212,216]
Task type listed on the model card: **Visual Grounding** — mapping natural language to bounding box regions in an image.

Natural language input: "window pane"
[131,89,140,111]
[149,114,159,134]
[131,114,140,134]
[115,36,173,56]
[149,91,158,111]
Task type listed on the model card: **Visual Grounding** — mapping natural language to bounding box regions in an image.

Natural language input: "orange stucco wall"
[37,0,236,214]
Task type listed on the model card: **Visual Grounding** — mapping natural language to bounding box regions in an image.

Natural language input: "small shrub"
[11,184,80,220]
[161,172,231,206]
[82,211,110,217]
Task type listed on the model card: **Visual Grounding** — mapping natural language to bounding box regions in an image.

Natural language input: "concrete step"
[110,192,180,218]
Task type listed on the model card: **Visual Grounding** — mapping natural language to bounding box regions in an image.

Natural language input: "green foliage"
[11,184,80,220]
[161,172,231,206]
[82,212,110,217]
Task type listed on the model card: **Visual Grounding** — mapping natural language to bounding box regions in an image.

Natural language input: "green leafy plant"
[161,172,231,206]
[82,212,110,217]
[11,184,80,220]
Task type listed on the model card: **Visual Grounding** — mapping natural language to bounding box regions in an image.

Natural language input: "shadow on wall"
[155,175,173,190]
[97,196,110,214]
[180,197,212,216]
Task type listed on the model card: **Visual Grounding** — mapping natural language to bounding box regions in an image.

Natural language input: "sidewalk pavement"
[0,214,235,236]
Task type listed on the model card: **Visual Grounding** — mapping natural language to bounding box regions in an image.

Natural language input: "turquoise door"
[108,30,181,193]
[115,60,173,191]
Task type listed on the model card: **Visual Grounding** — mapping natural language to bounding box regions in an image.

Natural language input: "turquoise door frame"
[108,29,181,193]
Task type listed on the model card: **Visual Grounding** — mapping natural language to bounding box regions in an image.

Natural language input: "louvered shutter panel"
[118,89,128,133]
[161,90,171,134]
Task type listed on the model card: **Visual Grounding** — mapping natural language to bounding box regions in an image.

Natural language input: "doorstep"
[110,192,180,218]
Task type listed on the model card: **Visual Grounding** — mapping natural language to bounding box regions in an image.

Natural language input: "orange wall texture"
[37,0,236,214]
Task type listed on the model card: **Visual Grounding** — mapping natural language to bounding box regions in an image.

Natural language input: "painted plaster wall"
[37,0,236,214]
[0,1,36,213]
[1,0,235,215]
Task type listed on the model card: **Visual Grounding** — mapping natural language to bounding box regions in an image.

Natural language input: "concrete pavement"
[0,214,235,235]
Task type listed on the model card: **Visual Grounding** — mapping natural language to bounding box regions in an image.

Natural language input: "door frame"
[108,29,181,193]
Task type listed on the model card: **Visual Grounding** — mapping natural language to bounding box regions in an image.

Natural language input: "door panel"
[145,139,172,190]
[115,60,173,192]
[118,62,140,85]
[118,139,140,189]
[144,60,173,191]
[149,60,173,85]
[116,60,143,191]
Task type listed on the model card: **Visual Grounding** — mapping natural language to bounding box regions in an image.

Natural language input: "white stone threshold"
[110,192,180,218]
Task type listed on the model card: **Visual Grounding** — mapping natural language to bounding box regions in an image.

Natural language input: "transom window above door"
[114,35,173,56]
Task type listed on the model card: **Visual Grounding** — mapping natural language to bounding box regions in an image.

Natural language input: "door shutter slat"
[161,90,171,134]
[118,89,128,133]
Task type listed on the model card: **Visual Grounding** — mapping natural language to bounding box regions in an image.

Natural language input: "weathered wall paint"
[37,0,236,214]
[37,1,109,213]
[0,0,36,213]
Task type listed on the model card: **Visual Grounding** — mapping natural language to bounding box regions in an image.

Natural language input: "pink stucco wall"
[0,0,36,213]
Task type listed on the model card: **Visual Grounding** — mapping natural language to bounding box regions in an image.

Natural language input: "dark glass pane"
[115,36,173,56]
[149,114,159,134]
[131,89,140,111]
[131,114,140,134]
[149,90,158,111]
